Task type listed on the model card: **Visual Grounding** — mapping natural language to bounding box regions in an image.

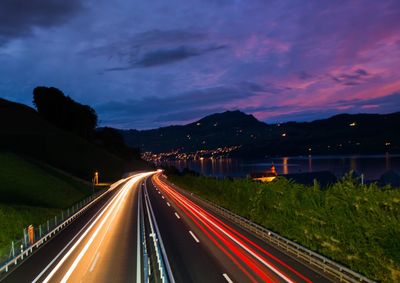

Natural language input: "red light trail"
[153,175,312,283]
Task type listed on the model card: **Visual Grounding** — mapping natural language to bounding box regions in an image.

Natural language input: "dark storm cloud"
[298,71,313,80]
[97,82,262,127]
[268,92,400,123]
[106,45,227,70]
[335,92,400,109]
[330,69,373,86]
[82,29,208,57]
[153,107,226,123]
[0,0,82,44]
[98,83,259,114]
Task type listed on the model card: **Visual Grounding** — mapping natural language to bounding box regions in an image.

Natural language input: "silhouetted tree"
[95,127,141,160]
[33,86,97,138]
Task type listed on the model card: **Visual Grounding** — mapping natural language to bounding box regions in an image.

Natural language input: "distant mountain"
[121,110,400,157]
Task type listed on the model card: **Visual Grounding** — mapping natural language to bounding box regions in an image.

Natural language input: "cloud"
[106,45,227,70]
[153,107,226,123]
[97,82,262,128]
[330,69,375,86]
[335,92,400,110]
[0,0,82,45]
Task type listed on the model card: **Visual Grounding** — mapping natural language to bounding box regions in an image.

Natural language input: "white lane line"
[59,177,141,283]
[136,185,142,283]
[42,174,153,283]
[143,183,176,283]
[167,202,171,207]
[189,231,200,243]
[89,252,100,272]
[32,181,128,283]
[86,192,123,274]
[174,212,180,219]
[161,195,165,199]
[165,187,295,283]
[223,273,233,283]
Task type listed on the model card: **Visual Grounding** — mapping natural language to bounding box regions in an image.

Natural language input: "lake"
[164,154,400,181]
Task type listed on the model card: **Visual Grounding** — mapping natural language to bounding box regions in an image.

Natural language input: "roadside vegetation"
[0,152,92,260]
[170,173,400,282]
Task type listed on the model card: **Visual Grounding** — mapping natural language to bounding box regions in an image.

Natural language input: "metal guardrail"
[163,177,375,283]
[0,188,109,276]
[143,180,175,283]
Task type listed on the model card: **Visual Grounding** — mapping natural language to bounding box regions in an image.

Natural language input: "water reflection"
[283,157,288,175]
[164,154,400,181]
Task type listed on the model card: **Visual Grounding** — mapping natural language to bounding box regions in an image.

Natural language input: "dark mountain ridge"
[121,110,400,157]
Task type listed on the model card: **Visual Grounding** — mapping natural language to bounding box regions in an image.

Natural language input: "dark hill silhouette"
[121,110,400,157]
[0,98,148,181]
[33,86,97,139]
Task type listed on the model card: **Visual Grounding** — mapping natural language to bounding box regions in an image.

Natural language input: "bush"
[170,174,400,282]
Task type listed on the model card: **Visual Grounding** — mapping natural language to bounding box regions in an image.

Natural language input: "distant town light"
[385,142,391,146]
[281,133,287,137]
[196,122,201,126]
[349,122,356,127]
[308,148,312,151]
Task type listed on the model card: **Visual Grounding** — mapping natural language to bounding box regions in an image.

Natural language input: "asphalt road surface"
[1,171,332,283]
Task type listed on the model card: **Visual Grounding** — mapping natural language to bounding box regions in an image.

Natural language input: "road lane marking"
[144,183,176,283]
[162,195,165,199]
[189,231,200,243]
[223,273,233,283]
[174,212,180,219]
[32,181,128,283]
[41,173,155,283]
[59,181,134,283]
[158,191,161,194]
[89,252,100,272]
[87,193,123,274]
[167,202,171,207]
[163,185,295,283]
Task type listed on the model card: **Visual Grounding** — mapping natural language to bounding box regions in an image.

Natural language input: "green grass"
[170,174,400,282]
[0,152,91,208]
[0,204,60,261]
[0,152,93,261]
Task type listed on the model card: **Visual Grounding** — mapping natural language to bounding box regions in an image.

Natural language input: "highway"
[1,171,332,283]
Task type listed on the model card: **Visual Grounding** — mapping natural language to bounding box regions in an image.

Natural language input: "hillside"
[122,110,267,152]
[0,152,93,259]
[0,98,147,181]
[121,110,400,157]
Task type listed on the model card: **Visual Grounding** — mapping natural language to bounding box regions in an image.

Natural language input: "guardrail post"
[23,228,27,248]
[39,224,42,238]
[11,241,15,258]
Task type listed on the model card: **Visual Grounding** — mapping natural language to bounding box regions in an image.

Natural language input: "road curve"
[1,171,333,283]
[1,172,153,283]
[148,174,332,283]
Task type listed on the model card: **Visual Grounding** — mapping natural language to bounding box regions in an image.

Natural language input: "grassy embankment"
[0,152,92,260]
[170,174,400,282]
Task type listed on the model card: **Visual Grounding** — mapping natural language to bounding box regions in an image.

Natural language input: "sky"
[0,0,400,129]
